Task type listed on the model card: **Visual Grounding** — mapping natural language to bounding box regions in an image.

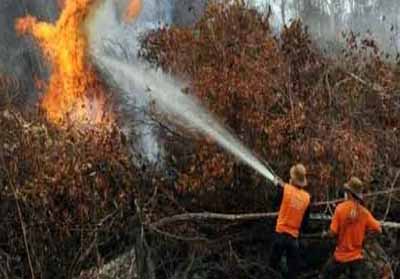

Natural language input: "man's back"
[276,184,310,238]
[331,200,381,263]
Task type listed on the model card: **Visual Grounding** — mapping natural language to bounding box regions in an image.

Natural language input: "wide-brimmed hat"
[290,164,307,187]
[344,177,364,201]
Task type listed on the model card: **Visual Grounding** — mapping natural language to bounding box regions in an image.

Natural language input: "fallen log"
[150,212,400,230]
[150,212,278,228]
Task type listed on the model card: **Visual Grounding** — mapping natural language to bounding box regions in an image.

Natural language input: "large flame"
[16,0,113,126]
[124,0,142,22]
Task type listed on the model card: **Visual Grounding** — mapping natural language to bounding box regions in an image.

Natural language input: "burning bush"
[0,2,141,275]
[16,0,114,126]
[1,0,400,278]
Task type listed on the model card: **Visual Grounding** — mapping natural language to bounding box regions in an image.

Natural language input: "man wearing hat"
[321,177,382,278]
[269,164,311,279]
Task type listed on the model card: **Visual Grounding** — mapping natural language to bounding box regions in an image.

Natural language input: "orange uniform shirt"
[330,200,382,263]
[276,184,311,238]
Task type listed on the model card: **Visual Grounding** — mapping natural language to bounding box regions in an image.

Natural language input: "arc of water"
[97,56,277,184]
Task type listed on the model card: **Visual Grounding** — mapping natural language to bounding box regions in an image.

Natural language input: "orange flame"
[16,0,113,126]
[124,0,142,22]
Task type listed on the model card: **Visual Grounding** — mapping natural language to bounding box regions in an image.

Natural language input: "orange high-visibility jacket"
[330,200,382,263]
[276,184,311,238]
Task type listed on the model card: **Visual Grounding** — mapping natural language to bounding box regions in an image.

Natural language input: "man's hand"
[273,177,284,187]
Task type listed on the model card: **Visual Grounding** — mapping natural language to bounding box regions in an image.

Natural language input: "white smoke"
[251,0,400,53]
[87,0,174,167]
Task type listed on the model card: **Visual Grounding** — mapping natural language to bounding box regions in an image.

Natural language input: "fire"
[16,0,113,126]
[124,0,142,22]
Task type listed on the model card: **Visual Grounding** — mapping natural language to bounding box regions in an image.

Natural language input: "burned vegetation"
[1,1,400,279]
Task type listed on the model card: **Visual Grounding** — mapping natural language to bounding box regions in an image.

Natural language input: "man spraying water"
[270,164,312,279]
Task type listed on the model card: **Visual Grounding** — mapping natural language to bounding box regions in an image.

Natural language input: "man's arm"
[366,211,382,234]
[270,176,284,210]
[273,177,285,188]
[272,183,284,211]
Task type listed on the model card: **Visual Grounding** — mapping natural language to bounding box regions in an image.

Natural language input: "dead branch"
[383,170,400,221]
[148,225,209,242]
[150,212,400,230]
[347,71,385,92]
[150,212,278,228]
[313,187,400,207]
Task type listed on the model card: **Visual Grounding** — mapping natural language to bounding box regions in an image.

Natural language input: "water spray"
[97,56,278,184]
[87,0,278,183]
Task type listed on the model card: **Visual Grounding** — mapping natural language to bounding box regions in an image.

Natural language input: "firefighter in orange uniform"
[321,177,382,278]
[270,164,311,279]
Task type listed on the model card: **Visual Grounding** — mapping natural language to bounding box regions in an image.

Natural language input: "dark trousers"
[321,257,365,279]
[269,232,300,279]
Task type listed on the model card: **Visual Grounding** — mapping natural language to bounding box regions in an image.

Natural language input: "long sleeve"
[366,211,382,233]
[273,185,284,211]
